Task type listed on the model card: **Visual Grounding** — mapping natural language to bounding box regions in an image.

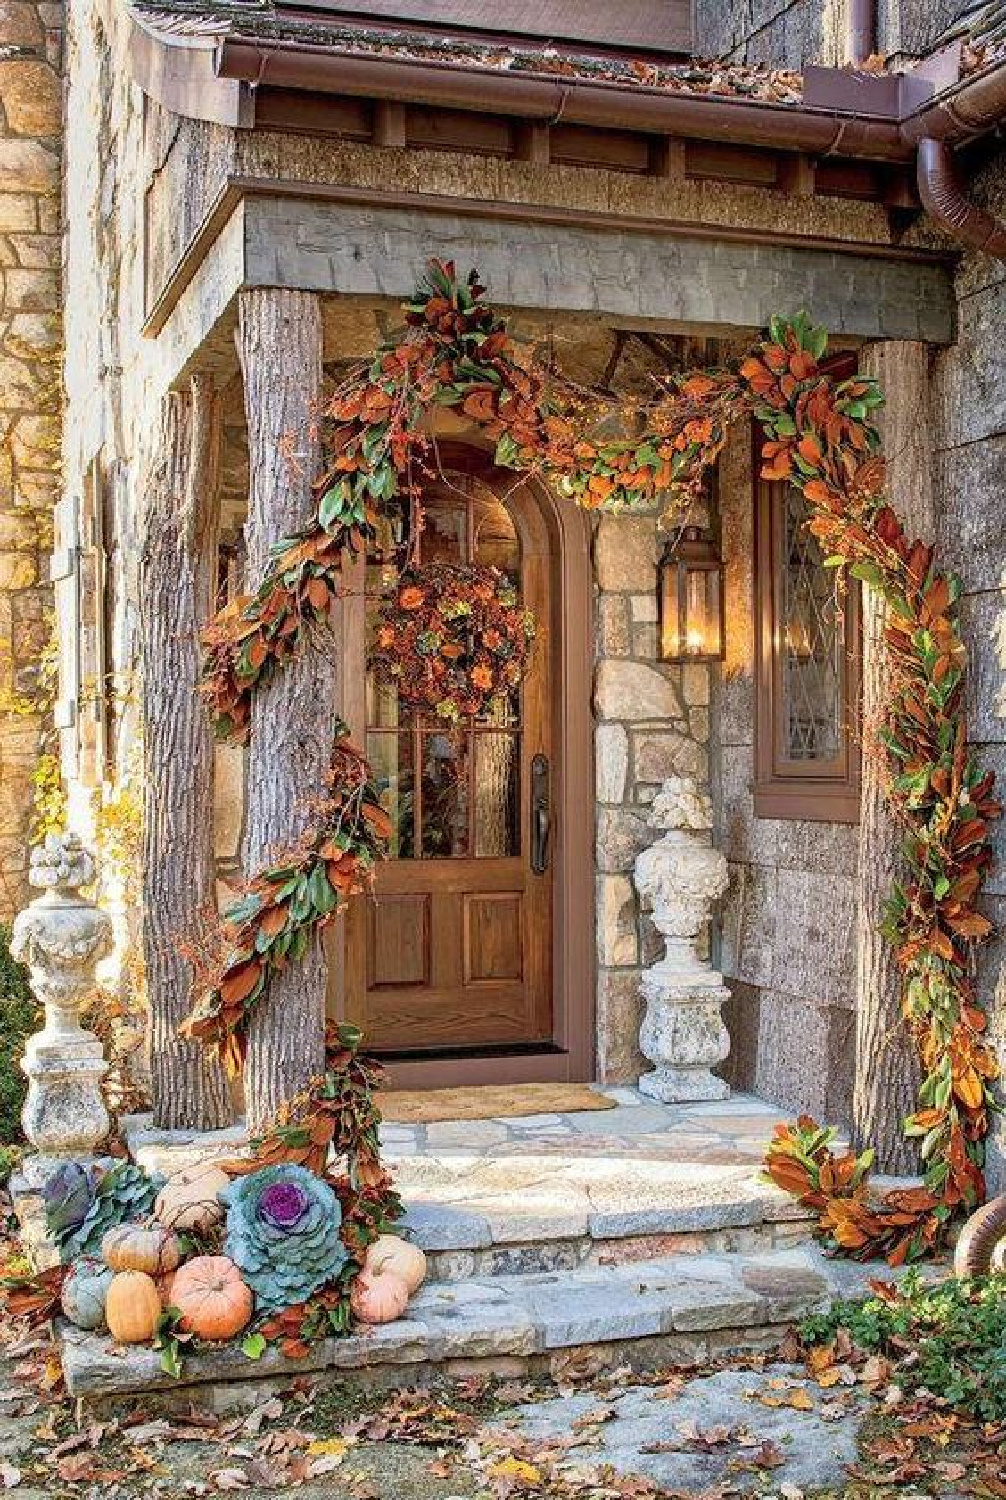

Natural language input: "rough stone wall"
[929,151,1006,1190]
[0,0,62,918]
[711,425,858,1125]
[694,0,844,67]
[592,512,711,1081]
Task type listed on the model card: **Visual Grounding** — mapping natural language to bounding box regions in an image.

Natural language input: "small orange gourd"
[350,1268,409,1325]
[103,1222,181,1276]
[169,1256,252,1342]
[105,1271,162,1345]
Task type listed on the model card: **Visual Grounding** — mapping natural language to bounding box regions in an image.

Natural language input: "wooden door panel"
[367,894,429,989]
[463,893,523,983]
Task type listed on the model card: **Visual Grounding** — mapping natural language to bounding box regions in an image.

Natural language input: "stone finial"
[632,776,731,1103]
[647,775,713,834]
[27,830,96,891]
[12,831,112,1190]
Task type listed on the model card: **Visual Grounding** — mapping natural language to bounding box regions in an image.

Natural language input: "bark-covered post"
[237,288,334,1131]
[853,341,935,1172]
[141,377,233,1131]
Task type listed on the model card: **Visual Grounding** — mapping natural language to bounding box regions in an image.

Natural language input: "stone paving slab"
[507,1364,867,1495]
[61,1245,865,1404]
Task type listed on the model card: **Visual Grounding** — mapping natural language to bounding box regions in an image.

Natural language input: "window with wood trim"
[754,472,861,823]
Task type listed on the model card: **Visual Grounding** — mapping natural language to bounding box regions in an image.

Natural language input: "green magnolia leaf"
[241,1332,267,1360]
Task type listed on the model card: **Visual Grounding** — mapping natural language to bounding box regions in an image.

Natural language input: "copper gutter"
[212,33,1006,256]
[214,39,915,162]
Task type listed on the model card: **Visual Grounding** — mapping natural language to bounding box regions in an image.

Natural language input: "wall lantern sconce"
[659,526,726,664]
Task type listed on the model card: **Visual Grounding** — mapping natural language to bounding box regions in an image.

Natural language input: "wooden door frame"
[332,443,596,1089]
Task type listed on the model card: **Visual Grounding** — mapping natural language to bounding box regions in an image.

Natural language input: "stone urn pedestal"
[11,833,113,1193]
[633,777,731,1103]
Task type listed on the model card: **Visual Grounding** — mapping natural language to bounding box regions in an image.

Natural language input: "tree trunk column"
[853,341,935,1172]
[141,376,232,1131]
[238,288,333,1132]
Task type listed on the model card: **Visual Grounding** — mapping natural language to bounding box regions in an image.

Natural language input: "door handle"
[531,752,550,874]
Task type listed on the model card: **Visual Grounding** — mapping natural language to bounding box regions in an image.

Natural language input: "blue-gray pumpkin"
[61,1256,115,1330]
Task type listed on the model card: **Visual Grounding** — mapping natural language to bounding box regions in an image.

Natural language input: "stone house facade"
[3,0,1005,1176]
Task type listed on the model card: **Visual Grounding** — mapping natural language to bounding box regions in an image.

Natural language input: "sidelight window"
[754,474,861,822]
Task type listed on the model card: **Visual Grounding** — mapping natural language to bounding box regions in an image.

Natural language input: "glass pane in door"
[365,471,524,860]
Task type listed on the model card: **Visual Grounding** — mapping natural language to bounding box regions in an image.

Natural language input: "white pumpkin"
[154,1162,230,1234]
[363,1234,427,1294]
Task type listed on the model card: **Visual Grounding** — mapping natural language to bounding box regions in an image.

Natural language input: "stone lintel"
[148,187,956,384]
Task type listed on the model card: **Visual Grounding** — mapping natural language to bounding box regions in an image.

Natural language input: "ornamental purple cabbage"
[221,1165,347,1313]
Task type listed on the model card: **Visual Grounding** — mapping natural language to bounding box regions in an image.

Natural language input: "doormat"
[378,1083,618,1124]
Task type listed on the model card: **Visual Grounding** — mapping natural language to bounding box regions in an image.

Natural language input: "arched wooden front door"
[335,446,595,1087]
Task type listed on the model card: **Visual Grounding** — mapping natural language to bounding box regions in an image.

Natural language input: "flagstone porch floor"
[125,1089,816,1282]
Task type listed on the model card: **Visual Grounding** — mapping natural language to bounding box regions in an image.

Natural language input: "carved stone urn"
[11,832,113,1187]
[632,776,731,1102]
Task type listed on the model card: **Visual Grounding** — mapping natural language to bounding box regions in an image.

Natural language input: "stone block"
[596,968,644,1082]
[595,722,628,803]
[401,1202,494,1252]
[754,991,855,1128]
[0,551,36,589]
[596,806,652,873]
[525,1282,666,1347]
[631,728,706,784]
[632,622,658,658]
[714,743,779,867]
[594,516,656,592]
[0,61,60,137]
[629,593,657,623]
[597,874,639,967]
[681,664,711,707]
[594,659,682,721]
[597,594,630,655]
[12,232,60,269]
[935,437,1006,592]
[0,195,35,232]
[4,267,58,313]
[0,140,57,196]
[718,861,777,989]
[962,590,1006,744]
[932,288,1006,448]
[719,979,761,1093]
[0,3,44,47]
[772,868,856,1007]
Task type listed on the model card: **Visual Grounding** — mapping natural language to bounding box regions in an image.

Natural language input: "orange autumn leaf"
[220,961,263,1005]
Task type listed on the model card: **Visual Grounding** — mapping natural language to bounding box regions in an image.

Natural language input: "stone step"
[122,1092,818,1281]
[58,1244,893,1411]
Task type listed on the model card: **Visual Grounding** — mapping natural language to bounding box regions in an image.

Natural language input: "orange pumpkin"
[105,1271,162,1344]
[363,1235,427,1294]
[169,1256,252,1342]
[103,1222,181,1276]
[350,1269,409,1325]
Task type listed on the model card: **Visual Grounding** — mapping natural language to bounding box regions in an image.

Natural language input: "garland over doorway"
[184,260,999,1265]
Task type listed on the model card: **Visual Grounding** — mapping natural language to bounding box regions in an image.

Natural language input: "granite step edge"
[60,1247,853,1401]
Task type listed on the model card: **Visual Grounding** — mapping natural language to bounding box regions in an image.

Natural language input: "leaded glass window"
[755,476,860,823]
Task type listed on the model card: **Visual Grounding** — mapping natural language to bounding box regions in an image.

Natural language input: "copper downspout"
[917,136,1006,256]
[846,0,876,65]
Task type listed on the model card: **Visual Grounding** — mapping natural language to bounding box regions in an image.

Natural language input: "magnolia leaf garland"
[187,262,998,1263]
